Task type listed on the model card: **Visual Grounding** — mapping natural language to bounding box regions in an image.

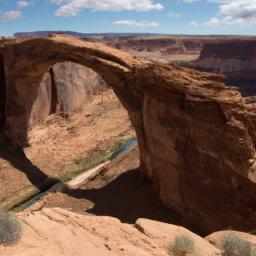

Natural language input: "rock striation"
[1,35,256,233]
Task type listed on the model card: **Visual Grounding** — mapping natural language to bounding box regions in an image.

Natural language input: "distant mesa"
[13,31,163,38]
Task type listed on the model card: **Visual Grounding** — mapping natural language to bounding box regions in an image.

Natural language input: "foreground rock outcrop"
[0,208,220,256]
[188,40,256,96]
[1,35,256,233]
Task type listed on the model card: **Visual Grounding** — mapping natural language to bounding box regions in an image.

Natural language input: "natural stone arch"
[1,35,256,233]
[0,35,143,147]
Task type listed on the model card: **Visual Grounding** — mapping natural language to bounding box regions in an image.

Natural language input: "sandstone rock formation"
[0,208,221,256]
[1,35,256,233]
[30,62,106,126]
[188,40,256,96]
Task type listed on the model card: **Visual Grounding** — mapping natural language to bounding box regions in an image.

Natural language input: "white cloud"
[17,0,30,8]
[204,17,221,27]
[190,21,199,27]
[113,19,160,28]
[217,0,256,25]
[184,0,256,27]
[0,10,23,21]
[169,11,183,18]
[51,0,163,16]
[181,0,200,3]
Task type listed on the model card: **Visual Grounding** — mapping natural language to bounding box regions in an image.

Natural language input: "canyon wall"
[109,37,202,54]
[30,62,106,126]
[189,40,256,96]
[91,36,204,54]
[85,36,205,54]
[1,35,256,233]
[84,36,256,56]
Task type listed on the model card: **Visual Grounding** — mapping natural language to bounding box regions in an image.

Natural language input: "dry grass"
[169,235,196,256]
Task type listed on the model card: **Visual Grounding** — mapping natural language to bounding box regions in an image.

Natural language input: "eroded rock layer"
[1,35,256,233]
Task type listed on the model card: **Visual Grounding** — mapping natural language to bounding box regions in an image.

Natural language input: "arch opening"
[27,60,137,176]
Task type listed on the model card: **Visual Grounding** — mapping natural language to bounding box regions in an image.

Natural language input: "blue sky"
[0,0,256,36]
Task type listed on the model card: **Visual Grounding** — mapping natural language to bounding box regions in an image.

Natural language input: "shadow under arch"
[0,135,59,191]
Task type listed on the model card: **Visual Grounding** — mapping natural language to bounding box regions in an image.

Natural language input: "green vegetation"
[59,150,107,182]
[59,138,132,182]
[220,235,256,256]
[0,185,40,212]
[169,235,196,256]
[0,213,22,246]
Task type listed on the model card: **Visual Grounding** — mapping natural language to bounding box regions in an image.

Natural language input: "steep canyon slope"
[187,40,256,96]
[1,35,256,233]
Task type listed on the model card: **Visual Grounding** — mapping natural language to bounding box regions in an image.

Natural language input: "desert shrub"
[250,246,256,256]
[0,213,22,246]
[220,235,256,256]
[169,235,195,256]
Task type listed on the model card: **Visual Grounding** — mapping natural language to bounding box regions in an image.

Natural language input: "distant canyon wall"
[188,40,256,96]
[29,62,107,126]
[111,38,203,54]
[84,37,207,55]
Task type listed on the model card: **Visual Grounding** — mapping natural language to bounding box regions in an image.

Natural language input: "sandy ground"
[0,89,135,200]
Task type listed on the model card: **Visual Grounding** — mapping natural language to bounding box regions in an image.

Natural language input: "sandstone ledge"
[0,208,220,256]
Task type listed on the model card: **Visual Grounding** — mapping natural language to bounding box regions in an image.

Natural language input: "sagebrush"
[0,213,22,246]
[220,235,256,256]
[169,235,196,256]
